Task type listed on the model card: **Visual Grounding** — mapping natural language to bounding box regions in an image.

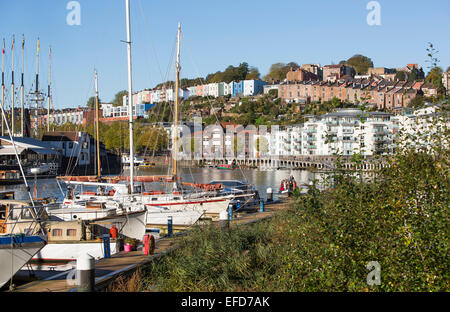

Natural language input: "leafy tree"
[112,90,128,107]
[408,95,426,109]
[268,89,278,97]
[87,96,101,109]
[245,67,261,80]
[345,54,374,75]
[263,62,299,82]
[426,67,443,85]
[395,71,407,81]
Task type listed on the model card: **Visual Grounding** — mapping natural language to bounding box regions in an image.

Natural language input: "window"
[52,229,63,236]
[0,205,6,220]
[66,229,77,236]
[68,142,73,149]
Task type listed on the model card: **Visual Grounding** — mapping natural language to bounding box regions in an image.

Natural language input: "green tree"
[426,67,443,85]
[395,71,407,81]
[87,96,101,109]
[345,54,374,75]
[263,62,299,82]
[245,67,261,80]
[112,90,128,107]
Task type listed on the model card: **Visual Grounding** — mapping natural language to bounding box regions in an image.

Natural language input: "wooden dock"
[13,199,292,292]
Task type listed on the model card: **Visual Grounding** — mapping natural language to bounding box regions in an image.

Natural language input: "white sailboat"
[58,4,233,226]
[0,83,47,288]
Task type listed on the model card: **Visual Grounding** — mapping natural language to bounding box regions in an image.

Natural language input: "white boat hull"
[0,237,46,288]
[32,241,119,261]
[146,210,204,226]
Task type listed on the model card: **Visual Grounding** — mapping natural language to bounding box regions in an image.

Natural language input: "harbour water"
[0,167,325,201]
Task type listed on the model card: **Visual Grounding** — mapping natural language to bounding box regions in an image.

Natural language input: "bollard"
[143,235,150,256]
[149,235,155,254]
[167,216,173,237]
[102,235,111,259]
[228,204,233,221]
[77,254,95,292]
[266,187,273,202]
[259,199,264,212]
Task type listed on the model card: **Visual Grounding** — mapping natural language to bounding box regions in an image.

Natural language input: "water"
[0,167,324,200]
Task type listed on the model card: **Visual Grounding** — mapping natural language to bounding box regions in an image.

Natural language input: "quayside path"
[13,199,292,292]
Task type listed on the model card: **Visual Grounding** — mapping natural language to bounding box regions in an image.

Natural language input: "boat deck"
[12,199,292,292]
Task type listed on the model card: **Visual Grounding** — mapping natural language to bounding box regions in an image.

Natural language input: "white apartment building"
[224,82,234,96]
[48,110,85,126]
[393,105,449,152]
[165,88,189,102]
[300,109,394,156]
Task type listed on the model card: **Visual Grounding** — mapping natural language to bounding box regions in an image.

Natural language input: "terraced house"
[278,78,427,110]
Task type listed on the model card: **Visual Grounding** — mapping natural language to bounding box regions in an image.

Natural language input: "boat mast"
[94,69,101,178]
[1,38,4,136]
[125,0,134,192]
[47,46,51,132]
[11,35,14,135]
[34,38,40,137]
[173,23,181,184]
[21,35,24,136]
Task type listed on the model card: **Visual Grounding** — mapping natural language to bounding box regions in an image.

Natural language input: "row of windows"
[52,228,77,236]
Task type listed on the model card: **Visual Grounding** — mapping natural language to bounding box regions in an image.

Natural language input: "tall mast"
[47,46,51,132]
[125,0,134,192]
[34,38,40,137]
[11,35,14,135]
[1,38,5,136]
[21,35,24,136]
[173,23,181,182]
[94,69,101,178]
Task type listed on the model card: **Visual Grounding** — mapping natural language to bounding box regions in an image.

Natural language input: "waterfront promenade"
[13,200,290,292]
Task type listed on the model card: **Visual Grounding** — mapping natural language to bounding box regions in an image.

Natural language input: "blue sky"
[0,0,449,109]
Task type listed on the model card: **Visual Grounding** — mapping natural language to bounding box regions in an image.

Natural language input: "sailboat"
[58,3,234,227]
[0,106,46,289]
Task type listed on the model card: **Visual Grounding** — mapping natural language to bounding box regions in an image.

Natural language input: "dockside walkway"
[14,200,291,292]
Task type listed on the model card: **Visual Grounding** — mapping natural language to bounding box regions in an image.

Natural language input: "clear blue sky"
[1,0,449,109]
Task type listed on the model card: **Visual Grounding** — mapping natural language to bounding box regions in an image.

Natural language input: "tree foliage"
[263,62,299,82]
[395,71,407,81]
[86,96,101,109]
[112,90,128,107]
[345,54,374,75]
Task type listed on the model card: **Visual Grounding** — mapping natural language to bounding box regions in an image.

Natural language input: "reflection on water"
[0,167,326,201]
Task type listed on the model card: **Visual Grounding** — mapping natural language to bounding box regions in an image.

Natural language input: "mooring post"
[102,234,111,259]
[228,204,233,221]
[266,187,273,202]
[143,234,150,256]
[259,199,264,212]
[77,253,95,292]
[167,216,173,237]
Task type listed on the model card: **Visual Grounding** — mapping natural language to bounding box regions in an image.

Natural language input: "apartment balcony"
[304,128,317,133]
[305,137,316,141]
[306,144,317,149]
[373,127,388,133]
[340,137,358,142]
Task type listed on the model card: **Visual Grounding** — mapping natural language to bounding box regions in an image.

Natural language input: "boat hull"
[0,236,46,288]
[32,241,119,261]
